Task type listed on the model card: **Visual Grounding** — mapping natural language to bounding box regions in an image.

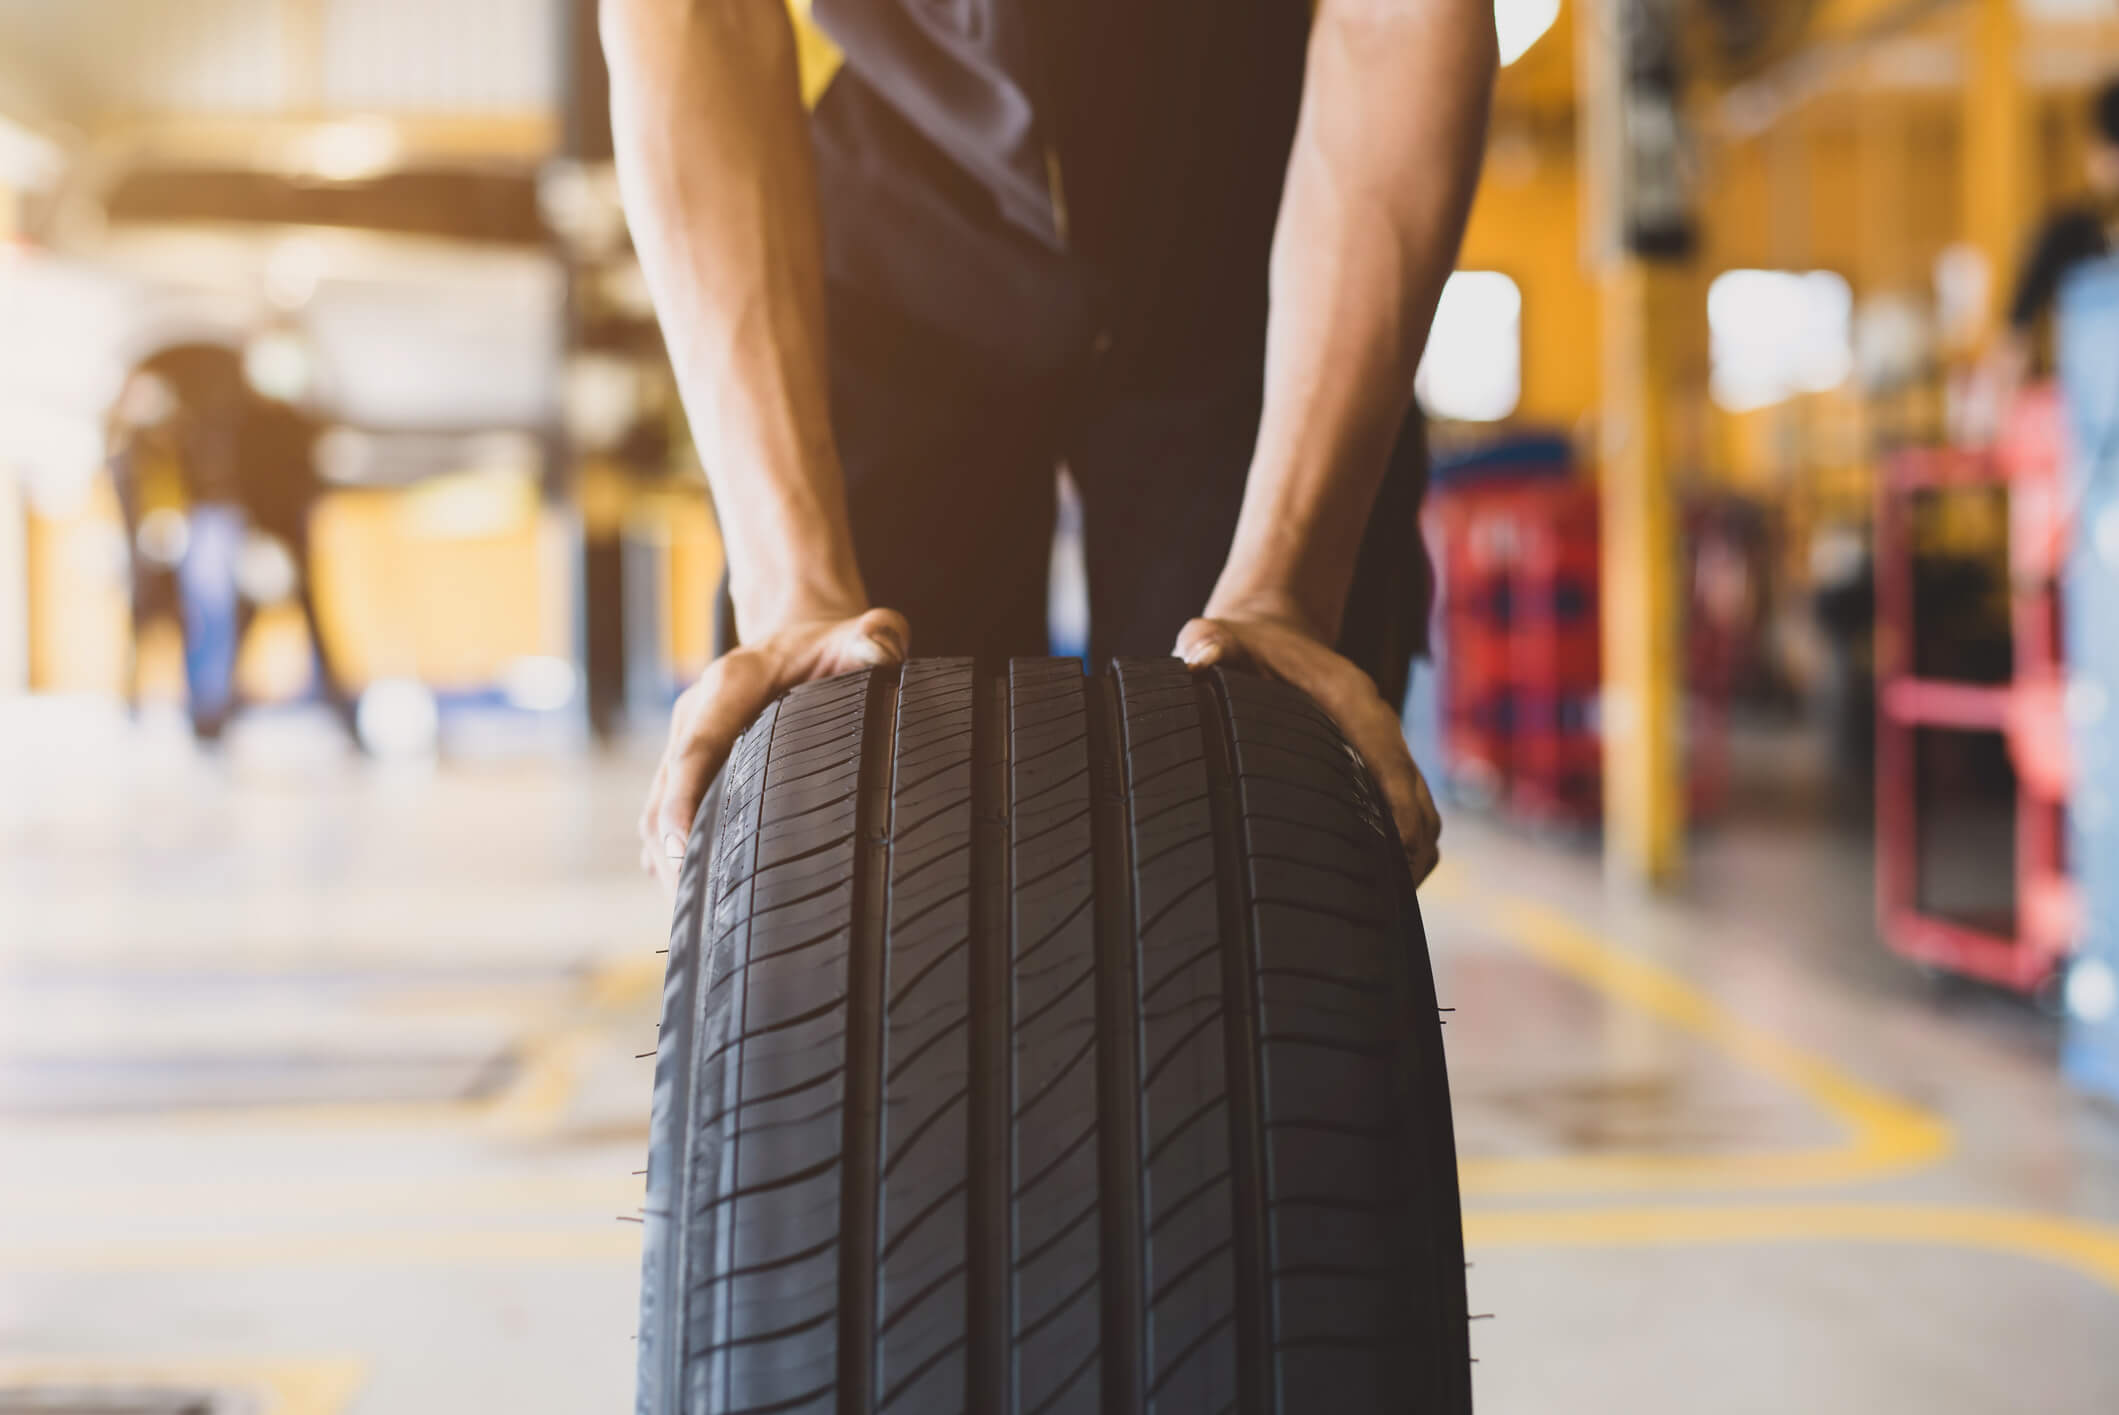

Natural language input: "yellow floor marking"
[1465,1203,2119,1295]
[0,1169,644,1218]
[361,979,575,1017]
[12,954,664,1139]
[586,953,665,1010]
[1451,896,1951,1195]
[1,1226,642,1273]
[0,1357,364,1414]
[485,1025,600,1139]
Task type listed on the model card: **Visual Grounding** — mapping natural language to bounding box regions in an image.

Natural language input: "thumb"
[843,608,910,667]
[1175,618,1237,670]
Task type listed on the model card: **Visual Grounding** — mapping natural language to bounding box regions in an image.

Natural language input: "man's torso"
[795,0,1312,375]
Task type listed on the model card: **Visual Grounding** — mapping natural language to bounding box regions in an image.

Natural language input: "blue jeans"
[2056,259,2119,1099]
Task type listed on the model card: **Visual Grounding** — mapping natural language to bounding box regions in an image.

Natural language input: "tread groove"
[692,1305,837,1355]
[879,1086,972,1180]
[1023,1343,1100,1415]
[1012,892,1095,967]
[1010,1119,1100,1200]
[1139,1090,1227,1168]
[1132,871,1216,940]
[876,1178,968,1262]
[840,667,900,1415]
[883,1013,969,1085]
[698,992,848,1064]
[1089,669,1147,1415]
[1137,1010,1226,1092]
[637,661,1470,1415]
[1010,1193,1100,1270]
[876,1335,969,1410]
[1148,1237,1234,1306]
[1202,669,1274,1415]
[741,828,857,883]
[1145,1313,1237,1396]
[727,1382,838,1415]
[876,1261,968,1336]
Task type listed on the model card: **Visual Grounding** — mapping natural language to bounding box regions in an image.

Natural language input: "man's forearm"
[1213,0,1496,639]
[603,0,864,635]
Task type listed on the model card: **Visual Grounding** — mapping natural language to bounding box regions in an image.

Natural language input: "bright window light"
[1417,271,1523,423]
[1708,269,1854,413]
[1496,0,1562,66]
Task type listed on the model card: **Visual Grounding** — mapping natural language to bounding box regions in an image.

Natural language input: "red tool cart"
[1874,393,2077,993]
[1428,472,1744,830]
[1428,478,1603,825]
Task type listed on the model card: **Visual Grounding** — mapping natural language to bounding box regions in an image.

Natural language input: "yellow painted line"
[1451,897,1951,1195]
[485,1025,600,1139]
[1465,1203,2119,1296]
[1416,857,1473,904]
[1,1226,642,1273]
[361,980,574,1017]
[0,1357,364,1415]
[587,953,665,1009]
[0,1169,644,1218]
[12,956,665,1139]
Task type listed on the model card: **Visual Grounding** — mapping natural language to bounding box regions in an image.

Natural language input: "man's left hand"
[1176,615,1441,885]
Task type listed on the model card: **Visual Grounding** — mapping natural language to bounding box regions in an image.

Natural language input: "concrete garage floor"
[2,701,2117,1412]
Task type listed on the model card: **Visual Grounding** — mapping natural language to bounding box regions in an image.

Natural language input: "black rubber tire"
[637,658,1469,1415]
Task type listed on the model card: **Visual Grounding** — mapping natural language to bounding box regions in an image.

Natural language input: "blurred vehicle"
[0,120,564,737]
[1,119,561,480]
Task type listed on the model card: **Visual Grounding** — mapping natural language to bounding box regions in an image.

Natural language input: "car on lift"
[0,119,569,734]
[1,118,567,491]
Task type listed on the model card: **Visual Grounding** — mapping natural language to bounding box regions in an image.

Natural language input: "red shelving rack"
[1429,478,1604,825]
[1874,394,2077,992]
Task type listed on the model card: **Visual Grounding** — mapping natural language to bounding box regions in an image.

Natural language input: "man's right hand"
[638,608,909,888]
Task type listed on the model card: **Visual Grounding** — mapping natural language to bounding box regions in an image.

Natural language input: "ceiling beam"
[1715,0,1967,138]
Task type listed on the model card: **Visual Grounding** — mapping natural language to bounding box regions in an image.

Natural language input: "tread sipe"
[638,659,1469,1415]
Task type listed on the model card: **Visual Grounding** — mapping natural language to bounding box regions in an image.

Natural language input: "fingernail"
[664,832,686,860]
[1181,642,1213,667]
[853,630,903,667]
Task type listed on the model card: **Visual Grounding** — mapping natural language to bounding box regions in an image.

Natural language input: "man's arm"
[603,0,906,884]
[1179,0,1496,882]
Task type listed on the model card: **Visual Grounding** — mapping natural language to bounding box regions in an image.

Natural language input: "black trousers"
[725,73,1434,709]
[823,275,1432,709]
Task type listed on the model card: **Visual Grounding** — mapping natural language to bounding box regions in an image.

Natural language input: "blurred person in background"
[606,0,1497,887]
[1976,76,2119,427]
[107,346,360,744]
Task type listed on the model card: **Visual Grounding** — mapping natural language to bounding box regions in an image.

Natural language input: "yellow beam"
[1578,1,1692,888]
[1809,0,1960,40]
[1597,262,1689,887]
[1962,0,2028,344]
[1856,94,1914,291]
[1715,0,1961,135]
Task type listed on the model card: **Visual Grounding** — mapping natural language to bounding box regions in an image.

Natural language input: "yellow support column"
[1856,94,1912,295]
[1597,263,1689,887]
[1962,0,2027,341]
[1580,0,1693,888]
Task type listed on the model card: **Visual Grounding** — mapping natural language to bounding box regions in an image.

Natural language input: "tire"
[637,658,1469,1415]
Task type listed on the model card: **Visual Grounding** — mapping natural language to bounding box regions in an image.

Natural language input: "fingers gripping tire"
[637,659,1469,1415]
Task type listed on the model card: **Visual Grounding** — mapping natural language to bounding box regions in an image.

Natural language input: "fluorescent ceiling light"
[1417,271,1524,423]
[1708,269,1855,413]
[0,114,62,190]
[1497,0,1562,67]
